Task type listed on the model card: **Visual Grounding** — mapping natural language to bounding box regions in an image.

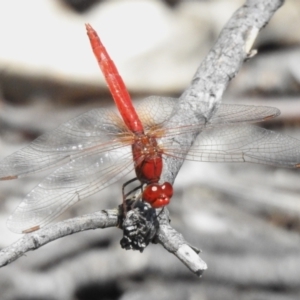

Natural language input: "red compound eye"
[142,182,173,208]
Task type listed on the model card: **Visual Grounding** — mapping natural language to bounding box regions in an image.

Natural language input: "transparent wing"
[138,98,290,166]
[163,124,300,167]
[138,96,280,137]
[137,97,281,126]
[2,97,285,232]
[0,107,127,180]
[208,104,280,125]
[0,100,280,180]
[135,96,178,129]
[7,145,133,233]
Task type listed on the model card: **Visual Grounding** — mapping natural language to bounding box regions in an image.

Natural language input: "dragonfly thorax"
[132,134,163,184]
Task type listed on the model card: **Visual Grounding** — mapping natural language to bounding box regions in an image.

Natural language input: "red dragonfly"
[1,24,300,234]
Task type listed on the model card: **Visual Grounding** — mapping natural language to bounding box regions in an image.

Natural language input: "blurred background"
[0,0,300,299]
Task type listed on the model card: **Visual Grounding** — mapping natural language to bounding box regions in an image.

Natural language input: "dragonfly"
[1,24,300,234]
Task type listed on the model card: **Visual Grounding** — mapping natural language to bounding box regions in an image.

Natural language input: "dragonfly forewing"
[0,108,128,180]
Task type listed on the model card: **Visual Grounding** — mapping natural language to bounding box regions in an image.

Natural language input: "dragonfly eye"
[142,182,173,208]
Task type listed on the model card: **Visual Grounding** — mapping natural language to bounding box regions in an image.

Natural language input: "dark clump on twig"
[119,200,159,252]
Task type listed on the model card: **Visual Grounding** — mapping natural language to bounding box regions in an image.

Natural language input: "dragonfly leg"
[122,177,141,215]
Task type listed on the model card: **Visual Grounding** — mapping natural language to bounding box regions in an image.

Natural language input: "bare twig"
[0,0,284,276]
[155,209,207,276]
[0,210,118,267]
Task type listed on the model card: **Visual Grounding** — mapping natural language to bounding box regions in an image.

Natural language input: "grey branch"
[0,210,118,267]
[0,0,284,276]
